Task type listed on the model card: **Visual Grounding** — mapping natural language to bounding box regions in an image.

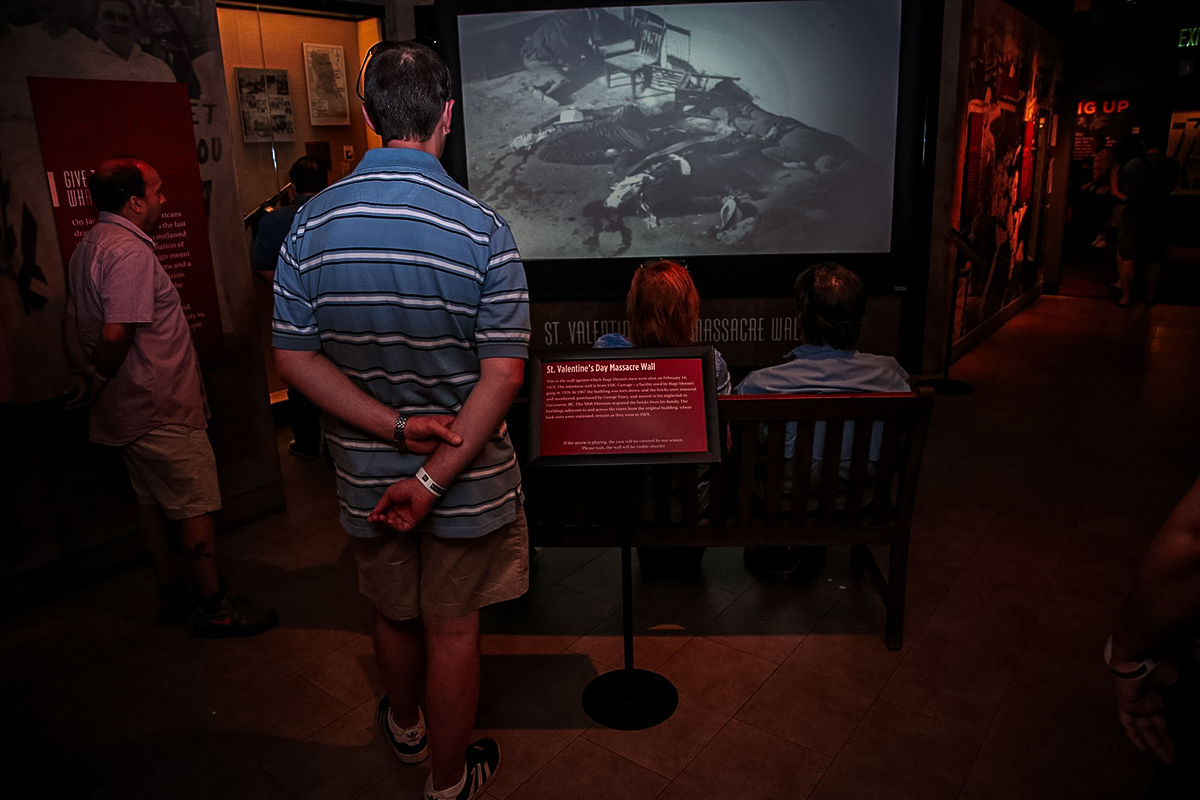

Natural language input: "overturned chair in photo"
[521,389,933,649]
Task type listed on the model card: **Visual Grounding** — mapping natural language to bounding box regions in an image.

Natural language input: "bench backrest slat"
[846,420,874,525]
[817,420,844,525]
[871,421,901,525]
[735,423,757,527]
[788,420,815,528]
[763,420,787,524]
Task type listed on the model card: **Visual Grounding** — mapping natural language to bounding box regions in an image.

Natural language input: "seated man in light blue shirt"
[736,262,910,578]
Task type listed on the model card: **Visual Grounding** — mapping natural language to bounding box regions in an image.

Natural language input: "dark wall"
[1064,1,1200,244]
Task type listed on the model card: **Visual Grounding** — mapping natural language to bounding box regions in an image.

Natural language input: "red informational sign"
[997,64,1021,107]
[538,356,709,457]
[28,78,224,364]
[1072,95,1137,165]
[1018,118,1036,205]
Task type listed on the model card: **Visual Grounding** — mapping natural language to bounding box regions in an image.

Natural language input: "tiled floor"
[3,294,1198,799]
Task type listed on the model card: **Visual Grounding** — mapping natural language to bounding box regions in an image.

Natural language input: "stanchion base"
[582,668,678,730]
[914,377,974,396]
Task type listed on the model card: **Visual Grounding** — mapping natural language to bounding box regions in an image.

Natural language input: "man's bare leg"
[1144,259,1162,304]
[424,610,481,792]
[137,503,179,588]
[1117,255,1135,305]
[374,613,427,728]
[181,511,221,597]
[184,511,277,637]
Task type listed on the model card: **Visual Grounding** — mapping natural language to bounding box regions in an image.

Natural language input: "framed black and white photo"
[236,68,294,143]
[302,42,350,126]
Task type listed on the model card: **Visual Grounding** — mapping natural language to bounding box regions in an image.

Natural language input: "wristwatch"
[393,413,408,451]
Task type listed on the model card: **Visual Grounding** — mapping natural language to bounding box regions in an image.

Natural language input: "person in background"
[274,41,529,800]
[520,8,592,105]
[1115,131,1180,307]
[1082,137,1116,249]
[251,156,328,281]
[252,157,329,460]
[1108,474,1200,798]
[63,157,277,638]
[90,0,176,82]
[595,258,730,574]
[737,262,910,579]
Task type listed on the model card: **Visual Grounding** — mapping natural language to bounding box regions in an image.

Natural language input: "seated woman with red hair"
[595,258,731,393]
[595,258,731,575]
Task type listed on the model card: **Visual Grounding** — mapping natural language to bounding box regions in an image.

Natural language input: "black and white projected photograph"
[455,1,902,260]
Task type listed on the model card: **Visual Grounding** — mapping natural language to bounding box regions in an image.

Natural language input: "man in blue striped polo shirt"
[273,41,529,800]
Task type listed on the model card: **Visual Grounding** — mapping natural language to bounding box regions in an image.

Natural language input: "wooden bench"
[515,389,934,649]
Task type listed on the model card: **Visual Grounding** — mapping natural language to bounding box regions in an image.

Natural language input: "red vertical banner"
[962,111,984,216]
[28,78,224,364]
[1018,118,1036,205]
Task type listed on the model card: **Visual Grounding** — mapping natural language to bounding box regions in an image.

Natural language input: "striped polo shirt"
[272,147,530,538]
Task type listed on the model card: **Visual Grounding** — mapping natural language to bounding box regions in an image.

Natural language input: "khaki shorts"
[121,424,222,520]
[352,503,529,621]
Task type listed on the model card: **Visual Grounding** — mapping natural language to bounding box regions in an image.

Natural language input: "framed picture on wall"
[303,43,350,126]
[236,68,294,143]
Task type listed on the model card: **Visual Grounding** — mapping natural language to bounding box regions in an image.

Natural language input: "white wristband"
[1104,635,1158,680]
[415,467,446,497]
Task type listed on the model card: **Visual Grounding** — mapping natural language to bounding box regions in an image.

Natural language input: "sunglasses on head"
[355,37,442,102]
